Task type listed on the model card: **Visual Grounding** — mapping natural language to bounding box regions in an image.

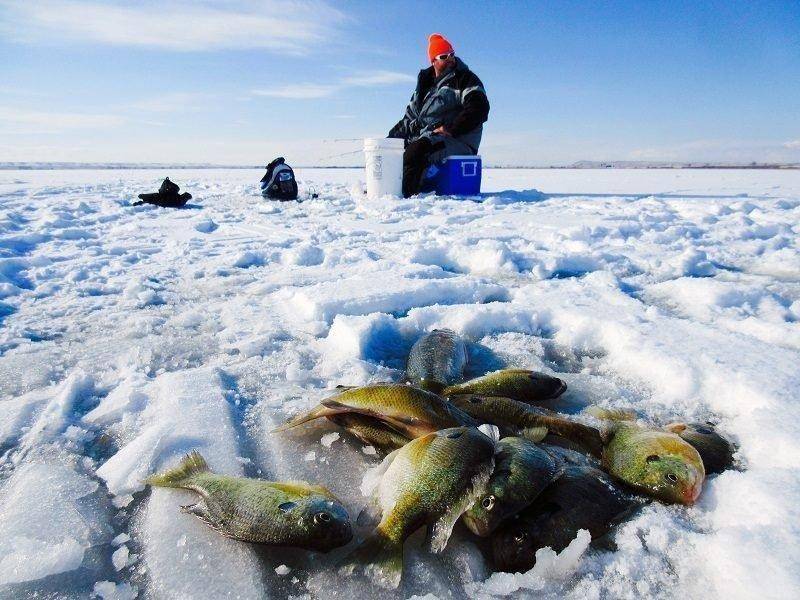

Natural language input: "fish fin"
[478,423,500,444]
[339,529,404,590]
[520,426,549,443]
[418,380,445,395]
[272,404,340,432]
[361,448,400,498]
[145,451,210,488]
[180,500,214,527]
[335,385,358,391]
[426,457,494,554]
[356,496,383,528]
[585,406,637,421]
[269,481,342,503]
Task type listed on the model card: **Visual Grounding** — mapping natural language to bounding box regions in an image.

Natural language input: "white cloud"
[783,140,800,149]
[341,71,415,87]
[0,0,345,53]
[0,106,125,133]
[252,83,338,99]
[252,70,413,100]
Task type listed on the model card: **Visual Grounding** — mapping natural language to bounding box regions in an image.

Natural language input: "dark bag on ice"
[260,157,298,201]
[136,177,192,208]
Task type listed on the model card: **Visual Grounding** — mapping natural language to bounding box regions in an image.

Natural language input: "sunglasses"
[433,52,454,62]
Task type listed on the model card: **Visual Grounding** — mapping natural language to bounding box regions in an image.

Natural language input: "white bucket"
[364,137,404,198]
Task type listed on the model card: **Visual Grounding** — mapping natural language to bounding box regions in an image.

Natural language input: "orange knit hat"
[428,33,454,62]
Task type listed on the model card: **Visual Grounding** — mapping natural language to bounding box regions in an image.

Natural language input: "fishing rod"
[317,148,364,163]
[321,138,364,143]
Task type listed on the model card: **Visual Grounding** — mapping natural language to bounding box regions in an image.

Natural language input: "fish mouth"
[683,480,703,504]
[462,513,490,537]
[310,524,353,552]
[679,472,704,505]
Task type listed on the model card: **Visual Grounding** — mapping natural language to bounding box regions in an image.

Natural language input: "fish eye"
[314,511,332,525]
[481,495,496,510]
[646,454,660,463]
[696,427,712,435]
[665,473,678,484]
[513,531,527,544]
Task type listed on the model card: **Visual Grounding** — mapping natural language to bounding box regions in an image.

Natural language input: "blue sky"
[1,0,798,165]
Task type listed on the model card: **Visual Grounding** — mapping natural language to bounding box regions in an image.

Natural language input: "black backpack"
[136,177,192,208]
[260,157,298,201]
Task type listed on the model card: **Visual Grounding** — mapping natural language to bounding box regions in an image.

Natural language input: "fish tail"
[272,404,337,432]
[339,529,404,589]
[145,451,211,488]
[551,420,605,458]
[526,413,605,458]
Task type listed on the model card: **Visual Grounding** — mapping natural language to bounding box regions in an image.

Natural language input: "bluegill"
[462,437,561,537]
[491,464,636,572]
[145,451,352,552]
[274,384,476,440]
[603,422,705,505]
[442,369,566,403]
[664,421,735,475]
[340,427,495,589]
[406,328,468,393]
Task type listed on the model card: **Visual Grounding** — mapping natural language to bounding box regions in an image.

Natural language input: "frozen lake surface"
[0,168,798,599]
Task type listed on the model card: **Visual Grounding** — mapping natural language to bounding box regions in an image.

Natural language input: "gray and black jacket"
[388,57,489,153]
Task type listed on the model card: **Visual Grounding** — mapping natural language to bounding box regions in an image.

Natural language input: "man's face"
[432,52,455,74]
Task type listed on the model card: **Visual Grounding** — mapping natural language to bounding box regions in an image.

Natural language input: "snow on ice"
[0,167,798,598]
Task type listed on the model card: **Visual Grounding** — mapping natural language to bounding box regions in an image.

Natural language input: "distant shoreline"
[2,163,799,171]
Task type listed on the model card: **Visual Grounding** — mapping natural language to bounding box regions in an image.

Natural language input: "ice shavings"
[466,529,591,598]
[320,431,340,447]
[92,580,138,600]
[111,546,130,571]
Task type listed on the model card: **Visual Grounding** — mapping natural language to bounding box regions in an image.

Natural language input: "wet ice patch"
[0,462,103,586]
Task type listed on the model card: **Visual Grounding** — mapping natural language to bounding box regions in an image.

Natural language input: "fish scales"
[442,369,567,402]
[342,427,495,588]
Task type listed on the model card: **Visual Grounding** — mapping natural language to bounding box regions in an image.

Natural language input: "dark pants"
[402,138,438,198]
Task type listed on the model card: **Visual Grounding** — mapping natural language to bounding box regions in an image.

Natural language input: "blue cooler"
[422,155,482,196]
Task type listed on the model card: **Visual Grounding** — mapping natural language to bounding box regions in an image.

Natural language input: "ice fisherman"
[388,33,490,198]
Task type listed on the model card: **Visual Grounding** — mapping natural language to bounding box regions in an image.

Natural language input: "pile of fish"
[146,328,737,590]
